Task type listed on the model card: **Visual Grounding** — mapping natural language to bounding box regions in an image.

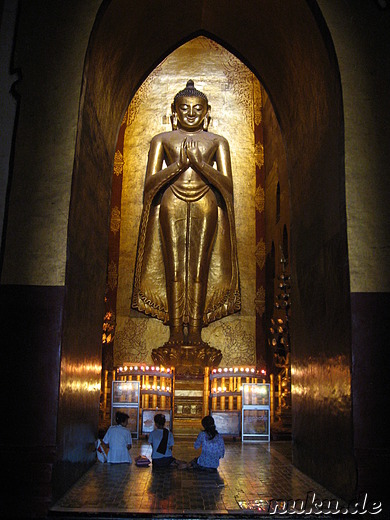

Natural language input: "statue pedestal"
[151,344,222,376]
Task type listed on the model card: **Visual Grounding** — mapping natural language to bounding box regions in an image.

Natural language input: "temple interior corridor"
[1,2,389,518]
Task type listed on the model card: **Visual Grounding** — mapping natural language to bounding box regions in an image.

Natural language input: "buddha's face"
[175,95,209,131]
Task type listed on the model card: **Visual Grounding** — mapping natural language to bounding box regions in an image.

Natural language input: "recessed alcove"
[54,0,353,505]
[105,37,269,369]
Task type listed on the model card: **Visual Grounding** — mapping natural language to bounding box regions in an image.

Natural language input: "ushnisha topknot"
[174,79,208,105]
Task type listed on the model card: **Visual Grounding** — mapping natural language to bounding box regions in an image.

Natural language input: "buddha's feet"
[186,336,209,347]
[166,338,183,346]
[186,328,205,346]
[166,327,184,345]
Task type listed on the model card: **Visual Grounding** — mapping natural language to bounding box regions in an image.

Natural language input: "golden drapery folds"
[131,143,241,327]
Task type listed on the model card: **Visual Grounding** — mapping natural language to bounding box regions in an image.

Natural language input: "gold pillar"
[220,377,226,411]
[144,375,150,408]
[228,376,234,410]
[160,376,166,408]
[211,377,217,410]
[203,367,210,417]
[237,377,242,410]
[152,376,158,408]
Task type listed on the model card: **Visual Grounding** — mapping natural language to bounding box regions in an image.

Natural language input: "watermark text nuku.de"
[269,491,382,515]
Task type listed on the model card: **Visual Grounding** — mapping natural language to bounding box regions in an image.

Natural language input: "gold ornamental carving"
[255,239,266,270]
[152,344,222,376]
[223,56,255,127]
[219,321,256,366]
[107,260,118,291]
[255,286,266,316]
[126,65,163,128]
[110,206,121,235]
[254,80,263,126]
[254,141,264,169]
[113,150,124,176]
[114,318,149,366]
[255,185,265,214]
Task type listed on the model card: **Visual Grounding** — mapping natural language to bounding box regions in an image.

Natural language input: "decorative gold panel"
[254,141,264,169]
[113,150,124,176]
[107,260,118,291]
[255,185,265,213]
[110,206,121,235]
[255,239,266,270]
[255,286,266,316]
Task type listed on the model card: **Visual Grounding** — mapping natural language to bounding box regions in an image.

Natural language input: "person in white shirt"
[102,411,132,463]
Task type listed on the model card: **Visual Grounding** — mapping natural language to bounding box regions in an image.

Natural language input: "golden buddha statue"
[132,80,240,367]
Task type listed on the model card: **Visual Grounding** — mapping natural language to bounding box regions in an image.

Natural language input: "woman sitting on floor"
[189,415,225,470]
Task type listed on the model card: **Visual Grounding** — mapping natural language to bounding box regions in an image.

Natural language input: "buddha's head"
[171,80,211,131]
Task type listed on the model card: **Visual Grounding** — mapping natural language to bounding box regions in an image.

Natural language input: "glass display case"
[115,364,174,436]
[241,383,270,442]
[211,410,241,436]
[208,366,267,438]
[141,409,172,434]
[111,380,140,438]
[242,382,270,406]
[112,380,140,404]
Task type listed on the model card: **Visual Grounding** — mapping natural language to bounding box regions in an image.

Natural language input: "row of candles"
[208,367,268,412]
[211,367,266,375]
[117,364,264,375]
[111,364,269,413]
[115,365,267,395]
[114,367,172,409]
[211,384,268,394]
[117,365,172,374]
[116,381,172,393]
[210,367,266,396]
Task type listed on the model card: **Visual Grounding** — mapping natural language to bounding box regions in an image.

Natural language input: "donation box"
[241,383,270,442]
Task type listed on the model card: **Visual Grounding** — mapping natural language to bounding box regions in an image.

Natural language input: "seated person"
[148,413,185,468]
[190,415,225,470]
[102,411,132,463]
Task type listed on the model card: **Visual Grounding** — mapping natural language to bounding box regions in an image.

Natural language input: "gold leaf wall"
[114,37,261,366]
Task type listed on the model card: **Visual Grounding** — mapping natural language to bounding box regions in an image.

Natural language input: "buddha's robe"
[132,130,240,326]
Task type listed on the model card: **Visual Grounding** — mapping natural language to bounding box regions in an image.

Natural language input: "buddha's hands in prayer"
[178,139,190,169]
[186,139,204,169]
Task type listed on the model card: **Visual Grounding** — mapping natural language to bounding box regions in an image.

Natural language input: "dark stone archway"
[61,0,354,500]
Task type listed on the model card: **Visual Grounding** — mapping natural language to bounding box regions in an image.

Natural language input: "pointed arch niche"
[60,0,354,502]
[105,37,270,368]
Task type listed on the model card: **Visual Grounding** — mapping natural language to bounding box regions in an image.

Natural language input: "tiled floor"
[50,439,347,518]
